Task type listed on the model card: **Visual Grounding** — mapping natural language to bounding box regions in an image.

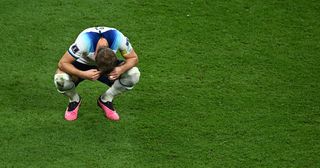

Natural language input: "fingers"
[93,71,101,80]
[92,73,100,80]
[108,71,117,80]
[89,69,101,74]
[108,70,116,76]
[86,69,101,80]
[108,75,117,80]
[108,70,118,80]
[108,67,121,80]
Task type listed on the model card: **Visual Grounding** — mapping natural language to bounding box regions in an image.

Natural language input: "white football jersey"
[68,27,133,65]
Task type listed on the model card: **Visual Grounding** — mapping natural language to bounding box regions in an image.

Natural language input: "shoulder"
[67,30,92,59]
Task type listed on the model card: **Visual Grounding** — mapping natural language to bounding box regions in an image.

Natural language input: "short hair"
[95,47,118,75]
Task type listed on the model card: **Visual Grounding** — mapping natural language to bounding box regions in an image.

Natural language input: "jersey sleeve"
[117,31,133,56]
[67,34,89,59]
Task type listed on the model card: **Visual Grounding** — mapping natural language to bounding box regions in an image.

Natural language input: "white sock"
[63,89,80,102]
[101,80,126,102]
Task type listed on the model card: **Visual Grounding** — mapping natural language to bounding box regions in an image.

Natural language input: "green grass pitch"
[0,0,319,167]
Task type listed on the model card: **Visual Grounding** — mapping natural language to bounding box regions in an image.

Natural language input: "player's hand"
[81,69,101,81]
[108,67,123,80]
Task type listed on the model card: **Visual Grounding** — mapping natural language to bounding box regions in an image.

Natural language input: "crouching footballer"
[54,26,140,121]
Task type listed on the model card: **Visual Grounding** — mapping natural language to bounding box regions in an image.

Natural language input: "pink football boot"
[97,97,119,121]
[64,100,81,121]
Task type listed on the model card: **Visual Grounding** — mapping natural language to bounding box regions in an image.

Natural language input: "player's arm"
[58,52,101,80]
[108,32,138,80]
[108,49,138,80]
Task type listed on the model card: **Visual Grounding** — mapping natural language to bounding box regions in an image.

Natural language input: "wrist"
[115,66,124,75]
[78,70,86,79]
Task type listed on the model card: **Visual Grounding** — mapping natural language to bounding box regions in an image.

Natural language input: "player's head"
[95,46,118,75]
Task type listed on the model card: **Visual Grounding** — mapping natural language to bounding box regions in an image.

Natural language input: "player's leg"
[102,67,140,101]
[97,67,141,121]
[54,69,81,121]
[54,61,98,120]
[54,69,81,102]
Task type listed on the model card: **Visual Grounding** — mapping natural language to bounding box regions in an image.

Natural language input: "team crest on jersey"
[71,45,79,53]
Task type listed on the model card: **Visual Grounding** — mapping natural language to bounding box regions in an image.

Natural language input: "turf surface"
[0,0,319,167]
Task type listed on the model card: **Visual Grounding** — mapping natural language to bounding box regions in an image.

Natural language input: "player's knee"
[127,67,140,85]
[119,67,140,88]
[54,73,75,93]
